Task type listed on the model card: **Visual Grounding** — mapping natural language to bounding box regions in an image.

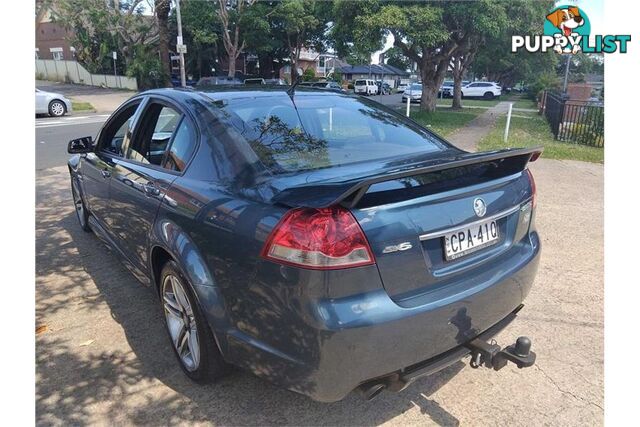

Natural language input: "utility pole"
[562,54,571,94]
[174,0,186,87]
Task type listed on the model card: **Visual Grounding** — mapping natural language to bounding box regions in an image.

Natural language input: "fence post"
[504,103,513,143]
[406,95,410,117]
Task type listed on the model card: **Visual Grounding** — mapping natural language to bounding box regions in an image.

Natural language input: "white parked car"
[396,83,408,93]
[401,83,423,103]
[36,88,73,117]
[354,79,377,95]
[461,82,502,99]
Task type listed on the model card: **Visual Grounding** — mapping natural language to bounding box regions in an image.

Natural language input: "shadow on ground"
[36,168,463,426]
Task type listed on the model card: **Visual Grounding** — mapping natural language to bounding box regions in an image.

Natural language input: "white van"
[354,79,377,95]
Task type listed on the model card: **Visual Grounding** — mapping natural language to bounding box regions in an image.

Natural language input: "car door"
[107,97,192,276]
[81,99,144,230]
[463,83,477,97]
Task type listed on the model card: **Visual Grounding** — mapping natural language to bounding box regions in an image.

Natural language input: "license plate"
[443,219,499,260]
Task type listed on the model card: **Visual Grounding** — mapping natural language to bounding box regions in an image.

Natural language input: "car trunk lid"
[269,147,541,302]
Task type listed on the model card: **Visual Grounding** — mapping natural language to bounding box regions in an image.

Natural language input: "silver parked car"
[35,88,73,117]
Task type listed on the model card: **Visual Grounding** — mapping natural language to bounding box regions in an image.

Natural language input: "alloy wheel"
[50,101,65,117]
[162,274,200,371]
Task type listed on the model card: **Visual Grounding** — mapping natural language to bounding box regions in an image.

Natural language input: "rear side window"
[355,80,366,86]
[212,95,446,173]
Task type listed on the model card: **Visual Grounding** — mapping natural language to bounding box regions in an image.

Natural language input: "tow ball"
[465,336,536,371]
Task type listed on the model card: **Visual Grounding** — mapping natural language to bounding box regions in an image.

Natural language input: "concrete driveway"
[36,158,603,425]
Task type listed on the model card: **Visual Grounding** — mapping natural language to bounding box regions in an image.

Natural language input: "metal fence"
[541,91,604,147]
[36,59,138,91]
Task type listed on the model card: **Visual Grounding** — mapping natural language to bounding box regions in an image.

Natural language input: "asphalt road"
[36,114,108,170]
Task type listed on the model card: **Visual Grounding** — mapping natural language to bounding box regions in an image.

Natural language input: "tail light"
[525,168,537,208]
[261,206,375,270]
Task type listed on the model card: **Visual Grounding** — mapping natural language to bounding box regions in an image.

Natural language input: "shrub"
[302,67,316,82]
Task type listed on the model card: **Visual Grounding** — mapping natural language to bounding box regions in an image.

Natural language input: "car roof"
[139,86,352,106]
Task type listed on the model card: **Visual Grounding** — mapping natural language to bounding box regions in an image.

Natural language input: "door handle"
[100,170,111,178]
[143,183,161,197]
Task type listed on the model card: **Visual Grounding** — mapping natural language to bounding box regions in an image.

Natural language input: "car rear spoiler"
[271,147,543,209]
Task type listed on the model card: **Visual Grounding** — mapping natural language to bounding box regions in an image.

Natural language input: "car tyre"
[49,100,67,117]
[71,177,91,232]
[483,91,495,100]
[160,260,231,383]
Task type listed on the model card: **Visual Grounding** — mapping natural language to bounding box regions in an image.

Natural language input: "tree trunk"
[155,0,171,87]
[452,76,463,109]
[227,51,237,78]
[197,50,203,79]
[452,56,463,110]
[419,58,449,112]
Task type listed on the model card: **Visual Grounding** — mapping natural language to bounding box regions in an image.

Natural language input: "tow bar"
[465,336,536,371]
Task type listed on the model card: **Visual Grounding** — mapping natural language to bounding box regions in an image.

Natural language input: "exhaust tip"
[360,383,386,400]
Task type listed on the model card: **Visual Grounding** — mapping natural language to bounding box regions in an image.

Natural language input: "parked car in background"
[35,88,73,117]
[402,83,423,103]
[264,78,287,85]
[461,82,502,99]
[439,81,454,98]
[396,83,409,93]
[170,75,198,88]
[375,81,392,95]
[354,79,378,95]
[67,86,541,402]
[244,78,266,85]
[195,76,243,87]
[311,81,346,93]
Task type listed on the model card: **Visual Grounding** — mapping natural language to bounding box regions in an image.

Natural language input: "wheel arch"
[149,219,233,353]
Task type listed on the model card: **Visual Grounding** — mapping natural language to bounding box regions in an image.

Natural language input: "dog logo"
[545,6,586,54]
[512,5,629,54]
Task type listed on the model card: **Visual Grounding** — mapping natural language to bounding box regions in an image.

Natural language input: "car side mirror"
[68,136,94,154]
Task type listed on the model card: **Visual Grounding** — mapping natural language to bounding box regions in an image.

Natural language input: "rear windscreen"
[209,94,447,173]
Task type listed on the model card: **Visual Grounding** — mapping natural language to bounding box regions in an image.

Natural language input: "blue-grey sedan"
[67,87,542,402]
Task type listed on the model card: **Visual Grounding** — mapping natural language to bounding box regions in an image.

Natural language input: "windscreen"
[211,94,446,173]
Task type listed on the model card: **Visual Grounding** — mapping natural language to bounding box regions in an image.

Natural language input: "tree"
[471,1,556,90]
[272,0,328,80]
[384,47,411,71]
[155,0,172,86]
[178,0,220,78]
[241,1,287,79]
[440,1,507,109]
[358,3,452,111]
[215,0,255,78]
[55,0,156,73]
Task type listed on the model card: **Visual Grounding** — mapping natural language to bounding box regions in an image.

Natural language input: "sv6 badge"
[382,242,413,254]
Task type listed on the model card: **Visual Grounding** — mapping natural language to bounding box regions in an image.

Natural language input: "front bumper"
[220,233,541,402]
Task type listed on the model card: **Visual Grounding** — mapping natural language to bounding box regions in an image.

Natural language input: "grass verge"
[71,101,95,112]
[478,114,604,163]
[436,98,499,108]
[411,108,482,137]
[502,93,538,110]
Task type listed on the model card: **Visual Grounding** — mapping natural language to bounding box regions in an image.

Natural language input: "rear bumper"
[220,232,540,402]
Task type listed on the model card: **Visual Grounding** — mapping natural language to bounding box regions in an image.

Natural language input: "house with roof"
[339,64,411,88]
